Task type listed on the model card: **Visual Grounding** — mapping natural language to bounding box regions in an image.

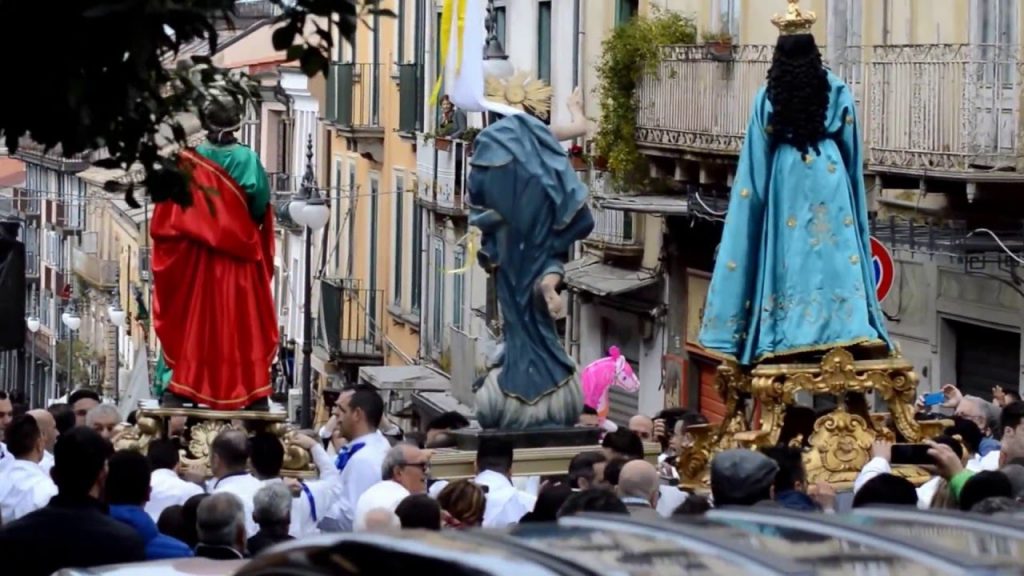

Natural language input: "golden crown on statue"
[771,0,817,36]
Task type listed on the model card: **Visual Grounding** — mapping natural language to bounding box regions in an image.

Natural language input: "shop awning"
[594,194,689,215]
[358,365,451,392]
[563,256,659,297]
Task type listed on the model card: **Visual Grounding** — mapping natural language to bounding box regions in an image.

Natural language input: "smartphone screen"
[891,444,933,466]
[923,391,945,406]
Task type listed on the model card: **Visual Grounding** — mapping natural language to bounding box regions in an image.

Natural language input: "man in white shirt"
[209,429,262,537]
[144,438,205,522]
[0,414,58,522]
[27,409,58,474]
[473,436,536,527]
[322,384,391,531]
[354,443,432,531]
[248,431,341,537]
[0,390,13,472]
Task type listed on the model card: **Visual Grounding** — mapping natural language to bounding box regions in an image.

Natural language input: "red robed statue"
[151,100,278,411]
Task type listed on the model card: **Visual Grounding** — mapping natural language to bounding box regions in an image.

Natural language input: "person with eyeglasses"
[352,443,433,531]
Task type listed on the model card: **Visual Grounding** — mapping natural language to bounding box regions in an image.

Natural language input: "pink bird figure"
[580,346,640,424]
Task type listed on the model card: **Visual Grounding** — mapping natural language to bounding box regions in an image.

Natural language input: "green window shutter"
[326,64,337,122]
[336,63,354,127]
[398,63,418,134]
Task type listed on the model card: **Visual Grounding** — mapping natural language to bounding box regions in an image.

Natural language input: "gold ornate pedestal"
[678,347,936,490]
[114,400,317,479]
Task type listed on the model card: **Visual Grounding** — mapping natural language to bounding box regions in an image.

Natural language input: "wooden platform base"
[114,400,317,479]
[430,441,661,481]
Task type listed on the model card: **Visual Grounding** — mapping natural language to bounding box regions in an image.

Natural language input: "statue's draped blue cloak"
[698,71,893,365]
[468,114,594,403]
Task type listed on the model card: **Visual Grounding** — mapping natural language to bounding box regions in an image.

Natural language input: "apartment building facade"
[615,0,1024,421]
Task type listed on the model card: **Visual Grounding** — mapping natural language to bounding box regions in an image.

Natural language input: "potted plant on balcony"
[702,29,735,62]
[568,144,589,171]
[461,127,480,156]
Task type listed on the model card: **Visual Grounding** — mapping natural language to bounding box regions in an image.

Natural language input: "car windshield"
[844,510,1024,562]
[509,523,767,576]
[679,517,934,576]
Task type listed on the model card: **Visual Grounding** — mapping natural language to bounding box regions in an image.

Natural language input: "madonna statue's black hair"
[765,33,830,156]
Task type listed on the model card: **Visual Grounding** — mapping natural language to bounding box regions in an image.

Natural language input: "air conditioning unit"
[287,388,303,424]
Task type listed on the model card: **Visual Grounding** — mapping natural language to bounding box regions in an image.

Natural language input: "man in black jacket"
[0,427,146,575]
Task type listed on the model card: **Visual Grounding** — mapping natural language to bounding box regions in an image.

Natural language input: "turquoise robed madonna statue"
[698,1,892,366]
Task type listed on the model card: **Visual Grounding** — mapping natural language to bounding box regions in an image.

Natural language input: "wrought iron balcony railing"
[317,279,384,359]
[635,43,1023,178]
[586,204,642,250]
[325,63,385,132]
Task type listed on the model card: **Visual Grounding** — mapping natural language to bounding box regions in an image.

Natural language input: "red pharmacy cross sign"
[870,236,894,303]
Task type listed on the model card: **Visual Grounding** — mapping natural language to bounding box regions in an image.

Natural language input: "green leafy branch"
[593,9,696,190]
[0,0,391,208]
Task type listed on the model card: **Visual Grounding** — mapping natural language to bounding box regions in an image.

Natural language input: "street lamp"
[26,314,39,407]
[108,300,126,404]
[483,0,514,80]
[287,134,327,428]
[61,301,81,397]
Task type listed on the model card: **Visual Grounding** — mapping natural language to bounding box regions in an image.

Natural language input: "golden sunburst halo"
[485,71,554,120]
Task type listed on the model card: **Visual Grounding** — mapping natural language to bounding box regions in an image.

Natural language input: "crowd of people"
[0,383,1023,574]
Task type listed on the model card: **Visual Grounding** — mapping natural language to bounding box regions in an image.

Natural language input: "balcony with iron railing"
[415,134,472,216]
[12,187,41,218]
[12,137,97,172]
[72,248,118,289]
[315,278,384,361]
[46,198,84,232]
[584,204,643,257]
[635,44,1023,180]
[324,63,385,138]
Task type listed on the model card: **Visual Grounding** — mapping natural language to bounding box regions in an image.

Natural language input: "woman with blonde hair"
[436,480,485,529]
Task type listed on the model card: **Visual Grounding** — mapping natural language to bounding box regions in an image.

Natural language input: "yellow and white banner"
[433,0,522,117]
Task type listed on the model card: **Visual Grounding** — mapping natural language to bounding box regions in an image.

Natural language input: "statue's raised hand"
[539,273,564,319]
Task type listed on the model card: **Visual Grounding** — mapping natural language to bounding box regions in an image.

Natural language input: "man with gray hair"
[85,404,122,441]
[957,395,1001,460]
[247,483,293,556]
[616,460,661,521]
[353,443,432,531]
[195,492,247,560]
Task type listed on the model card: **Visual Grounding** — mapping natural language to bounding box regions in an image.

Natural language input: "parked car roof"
[55,509,1024,576]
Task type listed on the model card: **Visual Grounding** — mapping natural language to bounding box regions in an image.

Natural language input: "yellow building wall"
[331,0,420,367]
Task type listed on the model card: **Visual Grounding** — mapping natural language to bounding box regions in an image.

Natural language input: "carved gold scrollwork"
[677,423,716,489]
[804,408,874,484]
[112,416,162,453]
[679,346,924,489]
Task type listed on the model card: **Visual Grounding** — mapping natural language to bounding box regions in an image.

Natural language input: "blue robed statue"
[469,113,593,429]
[698,0,892,365]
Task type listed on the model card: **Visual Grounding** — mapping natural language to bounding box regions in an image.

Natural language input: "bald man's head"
[628,415,655,442]
[27,409,58,451]
[211,429,250,478]
[617,459,660,506]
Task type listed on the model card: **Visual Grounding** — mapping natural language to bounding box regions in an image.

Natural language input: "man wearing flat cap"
[710,449,780,507]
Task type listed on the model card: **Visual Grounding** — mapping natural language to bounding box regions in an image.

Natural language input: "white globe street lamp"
[27,316,40,333]
[301,199,330,231]
[62,310,81,332]
[108,304,127,327]
[288,195,308,225]
[483,0,514,80]
[62,303,81,397]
